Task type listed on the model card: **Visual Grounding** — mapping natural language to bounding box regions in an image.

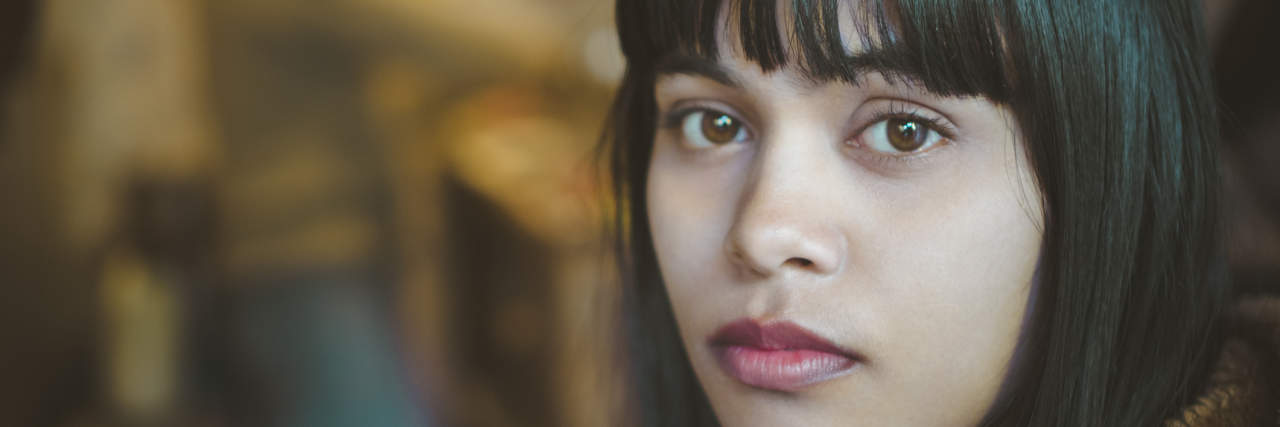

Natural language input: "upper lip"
[707,319,861,359]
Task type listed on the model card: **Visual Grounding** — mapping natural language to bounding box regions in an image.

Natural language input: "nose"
[724,148,846,279]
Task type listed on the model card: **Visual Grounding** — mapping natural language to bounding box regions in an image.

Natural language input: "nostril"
[785,257,814,268]
[724,226,843,277]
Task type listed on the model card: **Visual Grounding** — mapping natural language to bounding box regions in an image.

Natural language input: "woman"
[600,0,1277,426]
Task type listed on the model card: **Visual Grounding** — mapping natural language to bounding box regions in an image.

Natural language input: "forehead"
[630,0,1014,102]
[716,0,865,84]
[658,0,898,91]
[658,0,912,87]
[715,0,866,62]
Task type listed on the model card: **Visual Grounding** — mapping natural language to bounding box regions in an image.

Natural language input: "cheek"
[862,159,1042,419]
[887,202,1038,355]
[644,139,758,365]
[645,143,743,285]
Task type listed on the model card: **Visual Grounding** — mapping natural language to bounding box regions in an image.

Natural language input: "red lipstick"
[708,319,859,392]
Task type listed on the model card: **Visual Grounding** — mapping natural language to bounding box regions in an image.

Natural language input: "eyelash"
[860,101,957,141]
[658,100,957,166]
[847,101,957,167]
[660,103,730,130]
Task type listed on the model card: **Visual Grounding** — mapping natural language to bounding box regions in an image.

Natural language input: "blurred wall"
[1,0,621,426]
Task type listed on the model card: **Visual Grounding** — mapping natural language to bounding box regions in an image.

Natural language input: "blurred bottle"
[90,177,219,427]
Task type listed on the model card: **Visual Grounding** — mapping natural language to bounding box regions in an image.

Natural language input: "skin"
[645,5,1045,426]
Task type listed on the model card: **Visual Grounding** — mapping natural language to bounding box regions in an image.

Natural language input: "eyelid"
[854,99,958,139]
[843,99,959,172]
[660,100,755,135]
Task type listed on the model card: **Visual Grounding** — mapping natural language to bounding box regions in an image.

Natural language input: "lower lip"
[713,345,856,391]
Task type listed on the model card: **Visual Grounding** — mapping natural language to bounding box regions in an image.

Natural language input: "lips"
[708,319,860,392]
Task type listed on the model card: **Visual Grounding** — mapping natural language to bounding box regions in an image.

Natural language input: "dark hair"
[601,0,1230,426]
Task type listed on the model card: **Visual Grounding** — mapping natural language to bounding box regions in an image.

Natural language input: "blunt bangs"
[616,0,1014,101]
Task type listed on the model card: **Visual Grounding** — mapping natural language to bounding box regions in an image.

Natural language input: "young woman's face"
[644,7,1044,426]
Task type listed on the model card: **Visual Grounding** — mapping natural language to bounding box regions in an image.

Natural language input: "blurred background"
[0,1,1274,427]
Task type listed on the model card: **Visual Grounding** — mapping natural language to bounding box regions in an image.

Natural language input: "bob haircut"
[601,0,1229,426]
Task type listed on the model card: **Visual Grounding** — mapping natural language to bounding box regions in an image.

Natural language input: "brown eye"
[701,112,741,144]
[681,110,748,148]
[857,116,946,155]
[886,118,927,152]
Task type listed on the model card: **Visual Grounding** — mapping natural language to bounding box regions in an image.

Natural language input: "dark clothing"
[1166,297,1280,426]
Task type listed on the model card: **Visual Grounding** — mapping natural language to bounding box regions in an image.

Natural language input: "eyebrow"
[654,54,744,88]
[653,51,931,93]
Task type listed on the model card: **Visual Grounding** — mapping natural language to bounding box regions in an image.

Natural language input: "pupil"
[714,115,732,128]
[702,113,739,144]
[898,122,917,138]
[888,118,925,151]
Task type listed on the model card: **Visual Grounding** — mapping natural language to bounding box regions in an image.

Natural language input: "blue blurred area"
[232,270,430,427]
